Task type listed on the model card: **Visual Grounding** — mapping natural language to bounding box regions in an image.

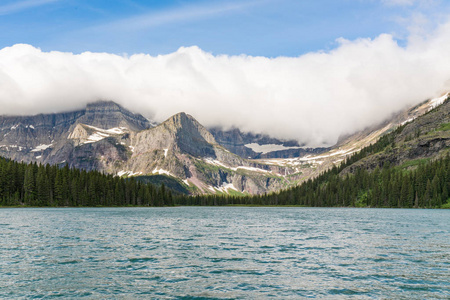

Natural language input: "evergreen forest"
[175,125,450,208]
[0,159,174,207]
[176,153,449,208]
[0,122,448,208]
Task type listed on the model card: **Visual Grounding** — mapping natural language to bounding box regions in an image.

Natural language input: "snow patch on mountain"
[152,168,176,177]
[31,144,52,152]
[208,183,239,193]
[401,117,415,126]
[429,93,449,111]
[0,145,26,151]
[9,124,35,130]
[245,143,302,154]
[301,148,356,160]
[117,170,143,177]
[204,157,270,174]
[84,132,110,144]
[69,124,129,145]
[204,158,229,169]
[234,166,270,173]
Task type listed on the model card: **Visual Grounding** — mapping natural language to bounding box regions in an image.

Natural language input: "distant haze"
[1,22,450,146]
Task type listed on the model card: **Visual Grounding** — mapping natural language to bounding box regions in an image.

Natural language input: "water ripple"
[0,207,449,298]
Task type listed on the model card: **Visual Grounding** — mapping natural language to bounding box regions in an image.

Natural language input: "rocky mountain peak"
[161,112,217,145]
[85,100,122,112]
[1,95,447,196]
[164,112,195,126]
[78,100,151,131]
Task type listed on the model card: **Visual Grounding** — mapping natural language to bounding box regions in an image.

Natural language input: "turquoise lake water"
[0,207,449,299]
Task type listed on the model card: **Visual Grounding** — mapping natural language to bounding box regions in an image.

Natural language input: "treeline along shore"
[0,158,174,207]
[0,123,448,208]
[0,154,448,208]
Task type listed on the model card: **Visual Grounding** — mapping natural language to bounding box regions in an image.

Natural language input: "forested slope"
[0,158,174,207]
[176,98,450,208]
[1,98,448,208]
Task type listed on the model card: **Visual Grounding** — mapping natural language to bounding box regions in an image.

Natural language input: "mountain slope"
[177,96,449,207]
[0,101,152,165]
[284,96,450,207]
[119,112,296,194]
[0,94,447,196]
[342,96,450,174]
[255,93,450,184]
[209,127,328,159]
[0,103,299,195]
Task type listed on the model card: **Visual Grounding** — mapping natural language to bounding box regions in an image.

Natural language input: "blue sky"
[1,0,449,56]
[2,0,450,144]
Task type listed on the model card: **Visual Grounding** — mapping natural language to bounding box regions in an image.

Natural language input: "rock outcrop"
[0,100,151,166]
[77,101,150,131]
[0,103,298,195]
[0,95,447,196]
[121,112,295,194]
[209,127,328,159]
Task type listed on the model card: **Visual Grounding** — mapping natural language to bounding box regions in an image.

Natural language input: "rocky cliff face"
[209,127,329,159]
[254,93,450,187]
[341,96,450,174]
[78,101,151,131]
[0,101,151,166]
[0,103,299,195]
[120,112,297,194]
[0,95,446,196]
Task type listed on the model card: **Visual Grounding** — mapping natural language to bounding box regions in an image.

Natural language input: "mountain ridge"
[235,96,450,208]
[0,95,447,195]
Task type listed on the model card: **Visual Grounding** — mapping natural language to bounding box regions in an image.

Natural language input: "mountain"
[341,95,450,174]
[254,93,450,184]
[209,127,329,159]
[0,100,151,164]
[116,112,296,194]
[229,96,449,208]
[0,94,447,196]
[0,103,297,194]
[0,95,447,208]
[207,93,448,161]
[77,101,151,131]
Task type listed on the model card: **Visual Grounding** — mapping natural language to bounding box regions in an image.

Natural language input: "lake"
[0,207,449,299]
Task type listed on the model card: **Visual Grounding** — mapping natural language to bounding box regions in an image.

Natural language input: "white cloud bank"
[1,22,450,146]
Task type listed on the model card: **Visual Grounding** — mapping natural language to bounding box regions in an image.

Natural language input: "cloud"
[1,21,450,146]
[0,0,59,15]
[382,0,416,6]
[381,0,437,6]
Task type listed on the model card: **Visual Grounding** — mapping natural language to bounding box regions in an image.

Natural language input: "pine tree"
[23,166,35,205]
[54,170,64,206]
[36,166,50,206]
